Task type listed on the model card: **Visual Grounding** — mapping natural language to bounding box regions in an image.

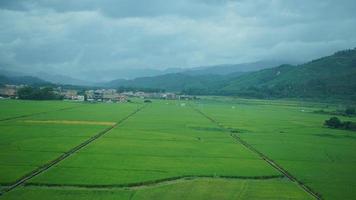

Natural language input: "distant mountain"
[36,72,93,86]
[76,68,168,82]
[2,49,355,101]
[1,60,284,84]
[221,48,356,99]
[181,60,286,76]
[106,48,356,100]
[0,69,92,86]
[0,75,51,86]
[78,60,283,82]
[105,73,239,92]
[103,60,283,90]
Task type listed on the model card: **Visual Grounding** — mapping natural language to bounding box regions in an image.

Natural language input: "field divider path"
[24,175,285,190]
[0,104,147,196]
[189,104,322,200]
[0,105,82,122]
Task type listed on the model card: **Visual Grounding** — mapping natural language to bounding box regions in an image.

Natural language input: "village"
[0,84,197,102]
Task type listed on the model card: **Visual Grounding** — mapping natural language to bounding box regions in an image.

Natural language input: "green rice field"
[0,98,355,199]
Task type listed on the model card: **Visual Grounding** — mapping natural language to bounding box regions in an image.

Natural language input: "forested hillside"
[107,48,356,100]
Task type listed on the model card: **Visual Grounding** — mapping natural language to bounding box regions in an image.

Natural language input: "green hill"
[106,73,242,93]
[222,49,356,100]
[106,48,356,101]
[0,75,51,86]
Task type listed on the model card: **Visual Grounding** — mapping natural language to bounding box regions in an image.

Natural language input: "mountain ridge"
[106,48,356,100]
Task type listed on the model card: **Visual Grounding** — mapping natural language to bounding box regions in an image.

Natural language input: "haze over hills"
[57,60,284,82]
[106,48,356,100]
[0,60,284,85]
[0,69,91,86]
[0,75,50,86]
[1,48,356,100]
[180,60,289,76]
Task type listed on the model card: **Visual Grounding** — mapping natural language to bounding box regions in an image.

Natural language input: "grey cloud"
[0,0,227,18]
[0,0,356,81]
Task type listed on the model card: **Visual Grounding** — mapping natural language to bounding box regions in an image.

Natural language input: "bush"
[324,117,356,131]
[324,117,342,128]
[343,121,356,131]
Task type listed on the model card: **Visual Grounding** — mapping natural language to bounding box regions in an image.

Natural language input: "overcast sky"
[0,0,356,78]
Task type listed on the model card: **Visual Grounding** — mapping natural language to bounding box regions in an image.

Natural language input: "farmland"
[0,98,355,199]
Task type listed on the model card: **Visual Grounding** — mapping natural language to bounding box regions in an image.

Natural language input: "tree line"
[17,86,63,100]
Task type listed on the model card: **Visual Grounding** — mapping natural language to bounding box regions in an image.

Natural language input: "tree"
[17,86,35,99]
[17,86,62,100]
[324,117,342,128]
[343,121,356,131]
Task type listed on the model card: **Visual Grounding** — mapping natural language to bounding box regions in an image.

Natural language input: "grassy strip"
[0,106,81,122]
[24,175,285,190]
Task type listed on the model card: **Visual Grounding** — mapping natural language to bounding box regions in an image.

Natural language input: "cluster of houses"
[85,89,128,103]
[0,84,197,102]
[120,91,197,100]
[60,89,197,102]
[0,85,22,98]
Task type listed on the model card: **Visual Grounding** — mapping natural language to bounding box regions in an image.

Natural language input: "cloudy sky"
[0,0,356,80]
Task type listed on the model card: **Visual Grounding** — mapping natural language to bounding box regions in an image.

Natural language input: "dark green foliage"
[314,107,356,116]
[324,117,343,128]
[17,86,63,100]
[108,73,232,93]
[324,117,356,131]
[222,49,356,100]
[144,99,152,103]
[343,121,356,131]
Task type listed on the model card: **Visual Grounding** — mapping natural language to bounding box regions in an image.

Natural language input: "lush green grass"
[197,97,356,199]
[0,99,319,199]
[2,178,312,200]
[0,100,78,120]
[1,186,132,200]
[0,101,139,185]
[27,102,140,122]
[30,101,280,186]
[0,122,107,184]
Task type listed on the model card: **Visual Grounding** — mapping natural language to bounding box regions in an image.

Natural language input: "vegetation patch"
[314,107,356,117]
[17,86,63,100]
[324,117,356,131]
[0,179,314,200]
